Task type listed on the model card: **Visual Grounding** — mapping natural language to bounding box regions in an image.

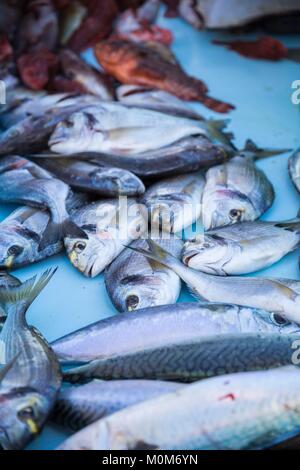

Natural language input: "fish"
[57,49,113,100]
[129,240,300,325]
[52,379,183,432]
[94,39,235,113]
[0,155,87,251]
[64,199,147,277]
[0,272,21,332]
[57,366,300,450]
[289,148,300,193]
[48,102,232,155]
[105,237,182,312]
[0,192,88,271]
[59,0,88,46]
[0,98,99,156]
[142,172,204,233]
[201,141,289,229]
[177,0,300,29]
[0,269,62,450]
[182,219,300,275]
[51,301,300,364]
[116,85,204,120]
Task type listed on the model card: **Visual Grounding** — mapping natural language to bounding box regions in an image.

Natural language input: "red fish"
[213,36,288,61]
[17,49,59,90]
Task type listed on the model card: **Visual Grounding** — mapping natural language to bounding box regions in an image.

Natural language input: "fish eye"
[271,313,290,326]
[74,242,86,253]
[126,295,139,311]
[7,245,24,257]
[229,209,242,221]
[17,406,35,422]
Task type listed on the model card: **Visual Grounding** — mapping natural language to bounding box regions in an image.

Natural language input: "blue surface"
[0,9,300,450]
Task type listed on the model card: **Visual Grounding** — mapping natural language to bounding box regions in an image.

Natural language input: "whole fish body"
[52,379,183,432]
[34,157,145,197]
[202,155,275,229]
[289,149,300,193]
[143,173,204,233]
[132,240,300,325]
[64,199,148,277]
[105,237,182,312]
[0,269,62,450]
[58,366,300,450]
[49,102,229,155]
[0,191,88,271]
[51,302,300,364]
[0,156,87,250]
[183,219,300,275]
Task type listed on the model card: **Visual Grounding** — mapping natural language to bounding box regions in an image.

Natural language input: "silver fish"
[130,240,300,325]
[143,172,204,233]
[34,157,145,197]
[58,366,300,450]
[0,156,87,251]
[105,237,182,312]
[64,199,147,277]
[52,302,300,364]
[289,148,300,193]
[52,379,183,432]
[49,102,232,155]
[0,269,62,450]
[0,272,21,331]
[183,219,300,275]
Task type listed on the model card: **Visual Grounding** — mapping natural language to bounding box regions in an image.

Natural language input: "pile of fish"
[0,0,299,452]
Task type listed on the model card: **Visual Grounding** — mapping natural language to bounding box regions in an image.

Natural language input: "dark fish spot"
[131,440,158,450]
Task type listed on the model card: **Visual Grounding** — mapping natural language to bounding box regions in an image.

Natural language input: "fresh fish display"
[201,144,282,229]
[183,219,300,275]
[105,237,182,312]
[58,366,300,450]
[0,272,21,332]
[49,102,230,155]
[117,85,204,120]
[52,379,183,431]
[289,149,300,193]
[51,302,300,364]
[0,156,87,251]
[130,240,300,325]
[0,192,88,271]
[64,199,147,277]
[34,157,145,197]
[142,173,204,233]
[94,39,234,113]
[0,269,62,449]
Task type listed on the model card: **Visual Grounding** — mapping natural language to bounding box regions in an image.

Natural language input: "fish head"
[202,190,257,229]
[0,229,32,270]
[49,111,102,154]
[182,235,230,274]
[0,387,49,450]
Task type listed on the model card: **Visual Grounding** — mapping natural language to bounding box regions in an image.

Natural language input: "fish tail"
[242,139,291,160]
[38,218,88,252]
[206,119,236,148]
[0,268,57,316]
[127,239,180,271]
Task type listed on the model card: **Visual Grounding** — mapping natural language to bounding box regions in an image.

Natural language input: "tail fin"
[38,218,88,252]
[241,139,291,160]
[0,354,20,383]
[200,96,235,115]
[206,119,236,149]
[127,239,179,271]
[0,268,57,314]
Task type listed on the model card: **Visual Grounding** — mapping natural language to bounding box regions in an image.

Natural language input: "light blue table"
[0,9,299,450]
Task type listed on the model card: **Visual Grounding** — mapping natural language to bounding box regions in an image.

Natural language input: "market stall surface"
[0,9,299,450]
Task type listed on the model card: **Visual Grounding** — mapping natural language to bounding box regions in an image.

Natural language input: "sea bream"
[201,141,289,229]
[57,366,300,450]
[48,102,233,155]
[52,379,183,432]
[289,148,300,193]
[52,302,300,365]
[64,199,147,277]
[142,172,204,234]
[182,219,300,275]
[0,269,62,450]
[0,155,87,251]
[105,237,182,312]
[129,240,300,325]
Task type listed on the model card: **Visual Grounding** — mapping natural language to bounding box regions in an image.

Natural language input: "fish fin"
[206,119,236,149]
[38,218,88,251]
[275,219,300,236]
[127,239,178,270]
[0,354,20,383]
[242,139,291,160]
[0,268,57,314]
